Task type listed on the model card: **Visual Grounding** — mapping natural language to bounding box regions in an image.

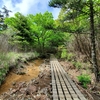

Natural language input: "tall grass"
[0,53,9,68]
[0,51,39,85]
[0,30,18,52]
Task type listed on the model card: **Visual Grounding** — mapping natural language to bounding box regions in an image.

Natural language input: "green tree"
[0,11,4,31]
[5,11,66,55]
[5,12,33,51]
[27,11,65,55]
[0,6,11,31]
[49,0,100,81]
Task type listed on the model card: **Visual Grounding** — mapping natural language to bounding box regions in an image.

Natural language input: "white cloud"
[1,0,60,19]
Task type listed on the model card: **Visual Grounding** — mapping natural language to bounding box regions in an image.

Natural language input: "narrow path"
[50,54,87,100]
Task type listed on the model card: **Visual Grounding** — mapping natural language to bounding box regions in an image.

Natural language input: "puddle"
[0,59,43,95]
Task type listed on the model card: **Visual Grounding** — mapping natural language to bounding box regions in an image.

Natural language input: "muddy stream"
[0,59,43,95]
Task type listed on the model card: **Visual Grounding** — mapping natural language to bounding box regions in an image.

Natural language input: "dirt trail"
[0,59,43,95]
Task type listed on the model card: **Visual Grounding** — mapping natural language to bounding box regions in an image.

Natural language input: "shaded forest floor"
[0,57,100,100]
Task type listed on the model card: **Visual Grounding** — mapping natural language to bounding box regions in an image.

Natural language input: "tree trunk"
[89,0,100,82]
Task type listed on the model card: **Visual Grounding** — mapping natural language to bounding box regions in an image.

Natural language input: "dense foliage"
[77,74,91,88]
[49,0,100,81]
[5,11,66,55]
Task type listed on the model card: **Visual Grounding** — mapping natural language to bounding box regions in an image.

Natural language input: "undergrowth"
[0,51,39,85]
[77,74,91,88]
[61,48,74,61]
[72,61,82,69]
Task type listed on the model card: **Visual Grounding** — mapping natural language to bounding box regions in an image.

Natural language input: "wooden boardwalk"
[50,55,87,100]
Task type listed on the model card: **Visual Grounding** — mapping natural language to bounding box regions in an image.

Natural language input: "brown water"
[0,59,43,95]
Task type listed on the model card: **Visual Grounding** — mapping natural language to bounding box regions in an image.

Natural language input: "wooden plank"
[53,64,66,100]
[51,63,59,100]
[50,55,87,100]
[56,62,84,100]
[54,63,72,100]
[57,67,78,100]
[73,98,80,100]
[57,62,87,100]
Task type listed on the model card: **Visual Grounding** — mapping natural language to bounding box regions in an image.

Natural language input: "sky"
[0,0,61,19]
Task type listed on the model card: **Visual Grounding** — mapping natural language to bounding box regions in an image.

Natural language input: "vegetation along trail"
[0,0,100,99]
[0,59,43,95]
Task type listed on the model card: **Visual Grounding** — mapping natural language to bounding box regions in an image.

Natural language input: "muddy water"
[0,59,43,95]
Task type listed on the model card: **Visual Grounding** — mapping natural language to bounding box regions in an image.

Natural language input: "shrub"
[77,74,91,88]
[72,61,82,69]
[66,53,74,61]
[61,48,67,58]
[61,48,74,61]
[0,53,9,68]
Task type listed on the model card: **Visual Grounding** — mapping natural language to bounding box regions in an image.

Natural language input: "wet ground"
[0,59,43,95]
[0,58,51,100]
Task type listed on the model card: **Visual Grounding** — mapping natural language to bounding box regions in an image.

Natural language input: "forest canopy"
[4,11,67,55]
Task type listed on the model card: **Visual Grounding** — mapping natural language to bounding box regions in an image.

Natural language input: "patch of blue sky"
[0,0,4,8]
[12,0,22,4]
[11,0,22,7]
[0,0,60,19]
